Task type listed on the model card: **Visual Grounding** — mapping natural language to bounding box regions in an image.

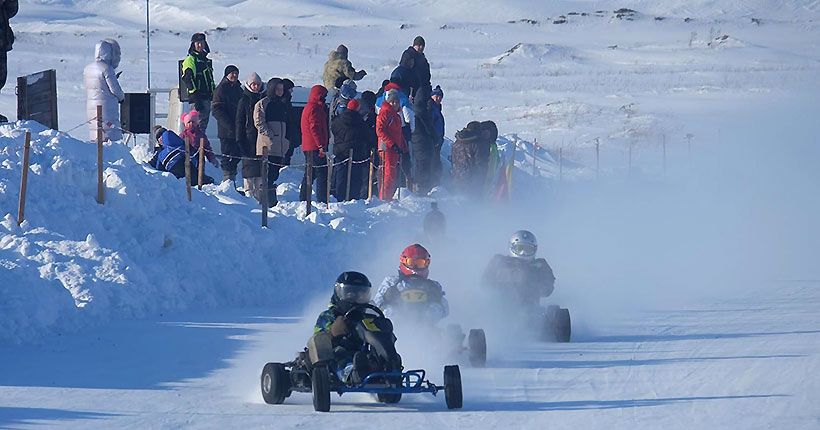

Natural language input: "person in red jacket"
[377,89,408,201]
[299,85,330,203]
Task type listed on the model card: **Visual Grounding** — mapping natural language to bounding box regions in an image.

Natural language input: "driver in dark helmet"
[314,271,382,383]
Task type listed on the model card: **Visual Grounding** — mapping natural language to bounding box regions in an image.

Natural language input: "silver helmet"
[509,230,538,259]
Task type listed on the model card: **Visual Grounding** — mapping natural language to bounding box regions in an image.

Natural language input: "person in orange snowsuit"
[376,89,408,201]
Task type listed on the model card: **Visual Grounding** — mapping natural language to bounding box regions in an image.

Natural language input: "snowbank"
[0,121,434,344]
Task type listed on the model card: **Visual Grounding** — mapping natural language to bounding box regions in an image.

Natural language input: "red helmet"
[399,244,431,278]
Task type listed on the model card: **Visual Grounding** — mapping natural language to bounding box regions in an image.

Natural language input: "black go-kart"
[260,303,463,412]
[387,288,487,367]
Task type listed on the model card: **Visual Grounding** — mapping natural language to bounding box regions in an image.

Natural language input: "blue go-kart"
[261,303,463,412]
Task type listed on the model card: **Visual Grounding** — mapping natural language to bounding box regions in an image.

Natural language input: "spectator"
[331,99,368,201]
[399,36,431,98]
[358,91,379,198]
[181,33,216,132]
[322,44,367,91]
[299,85,330,204]
[0,0,18,123]
[282,78,301,165]
[211,64,242,185]
[375,82,414,187]
[180,109,219,168]
[450,121,484,197]
[430,85,445,187]
[375,79,390,99]
[376,89,408,201]
[149,126,214,185]
[84,39,124,141]
[253,78,291,207]
[235,72,265,197]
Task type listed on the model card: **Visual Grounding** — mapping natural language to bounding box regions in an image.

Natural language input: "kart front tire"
[444,365,463,409]
[312,365,331,412]
[261,362,290,404]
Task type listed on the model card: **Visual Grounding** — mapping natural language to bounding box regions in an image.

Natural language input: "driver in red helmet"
[372,244,449,321]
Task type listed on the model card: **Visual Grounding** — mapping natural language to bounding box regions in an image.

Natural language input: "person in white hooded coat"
[84,39,124,141]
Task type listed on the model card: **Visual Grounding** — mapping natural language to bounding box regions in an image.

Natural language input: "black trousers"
[299,150,329,203]
[219,138,241,179]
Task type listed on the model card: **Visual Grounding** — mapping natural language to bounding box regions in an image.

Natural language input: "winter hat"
[153,125,167,142]
[245,72,263,91]
[347,99,360,111]
[191,33,207,43]
[282,78,295,91]
[224,65,239,77]
[384,82,402,92]
[361,90,377,107]
[385,89,400,103]
[336,44,349,57]
[431,85,444,99]
[182,110,200,124]
[266,77,283,98]
[413,36,425,47]
[340,79,358,99]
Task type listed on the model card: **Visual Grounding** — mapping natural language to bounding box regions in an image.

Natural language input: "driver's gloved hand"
[330,317,349,337]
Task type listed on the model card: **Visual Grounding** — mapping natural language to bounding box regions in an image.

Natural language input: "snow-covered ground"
[1,0,820,428]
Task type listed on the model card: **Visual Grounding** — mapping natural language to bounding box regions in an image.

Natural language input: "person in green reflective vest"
[181,32,216,132]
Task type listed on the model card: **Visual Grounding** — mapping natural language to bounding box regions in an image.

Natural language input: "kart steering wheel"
[344,303,385,320]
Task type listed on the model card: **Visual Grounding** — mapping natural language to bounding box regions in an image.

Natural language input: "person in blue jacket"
[430,85,445,187]
[149,126,214,185]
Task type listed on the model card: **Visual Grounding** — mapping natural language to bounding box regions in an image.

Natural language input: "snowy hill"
[1,0,819,428]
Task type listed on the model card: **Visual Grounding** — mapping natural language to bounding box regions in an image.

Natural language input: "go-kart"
[386,287,487,367]
[260,303,463,412]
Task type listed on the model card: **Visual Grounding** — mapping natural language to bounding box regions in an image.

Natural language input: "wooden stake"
[367,149,374,200]
[559,147,563,181]
[184,136,192,202]
[532,138,538,177]
[17,131,31,225]
[96,105,105,205]
[326,151,332,208]
[662,134,667,176]
[345,149,353,201]
[595,138,600,180]
[261,146,269,228]
[306,152,313,215]
[628,142,633,176]
[197,138,205,191]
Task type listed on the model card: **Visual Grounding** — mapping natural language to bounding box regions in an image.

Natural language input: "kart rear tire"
[553,308,571,343]
[261,362,290,404]
[444,365,463,409]
[467,329,487,368]
[377,393,402,404]
[312,365,331,412]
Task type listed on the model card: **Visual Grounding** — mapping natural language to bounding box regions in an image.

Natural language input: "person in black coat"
[0,0,18,123]
[358,91,379,199]
[211,64,243,184]
[331,99,368,201]
[399,36,431,98]
[282,78,301,165]
[235,72,264,193]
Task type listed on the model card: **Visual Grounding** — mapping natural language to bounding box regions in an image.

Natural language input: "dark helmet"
[333,271,372,304]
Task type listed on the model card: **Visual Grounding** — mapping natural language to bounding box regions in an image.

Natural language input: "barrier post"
[662,134,667,175]
[197,138,205,191]
[345,149,354,201]
[532,138,538,177]
[184,136,192,202]
[559,147,563,181]
[306,153,313,215]
[17,131,31,225]
[96,105,105,204]
[595,138,600,180]
[326,152,332,208]
[367,150,375,200]
[261,146,269,227]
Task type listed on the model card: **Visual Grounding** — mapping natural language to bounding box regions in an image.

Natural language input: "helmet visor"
[401,256,431,269]
[335,283,371,304]
[511,242,537,257]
